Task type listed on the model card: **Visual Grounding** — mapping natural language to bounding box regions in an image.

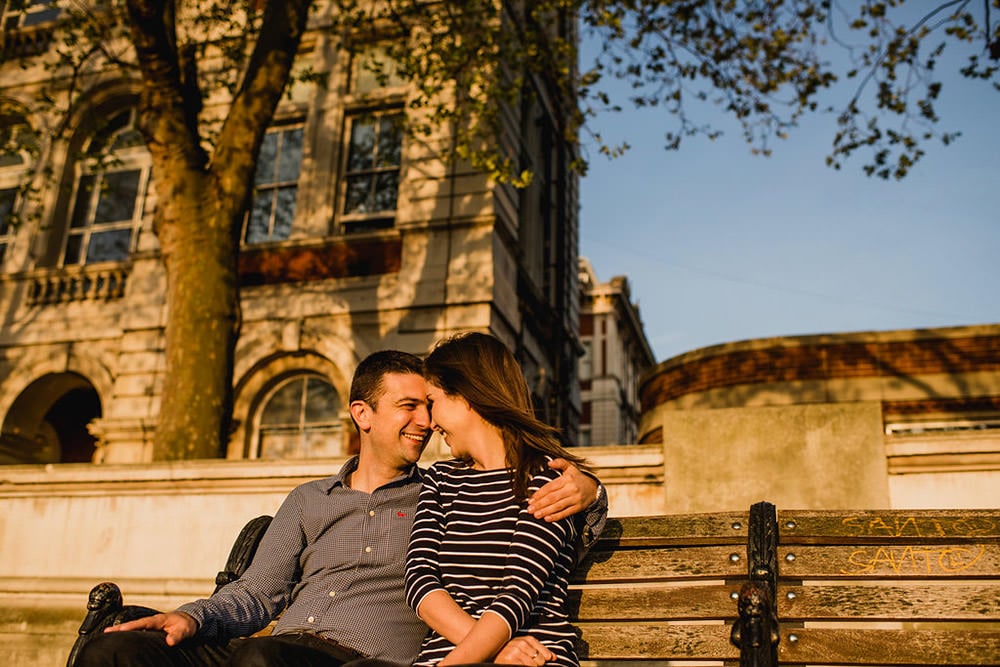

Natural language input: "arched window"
[63,107,150,265]
[255,373,344,459]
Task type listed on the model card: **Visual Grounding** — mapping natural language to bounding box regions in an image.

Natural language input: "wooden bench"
[68,502,1000,666]
[575,502,1000,665]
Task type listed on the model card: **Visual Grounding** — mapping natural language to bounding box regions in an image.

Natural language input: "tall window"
[244,123,304,244]
[63,108,150,265]
[0,187,14,266]
[341,110,402,233]
[0,114,35,268]
[579,340,593,381]
[256,374,343,459]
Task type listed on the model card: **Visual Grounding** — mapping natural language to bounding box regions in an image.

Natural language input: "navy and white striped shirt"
[406,458,579,666]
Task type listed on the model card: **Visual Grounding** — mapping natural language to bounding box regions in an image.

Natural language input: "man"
[78,350,605,666]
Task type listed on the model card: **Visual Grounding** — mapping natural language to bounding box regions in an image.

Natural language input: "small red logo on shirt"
[397,511,407,518]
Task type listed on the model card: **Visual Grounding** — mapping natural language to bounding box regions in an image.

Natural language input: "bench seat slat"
[594,514,747,548]
[777,510,1000,545]
[777,543,1000,579]
[569,584,740,621]
[778,583,1000,621]
[576,622,738,661]
[576,546,745,583]
[775,627,1000,665]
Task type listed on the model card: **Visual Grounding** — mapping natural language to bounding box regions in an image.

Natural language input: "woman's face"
[426,383,480,459]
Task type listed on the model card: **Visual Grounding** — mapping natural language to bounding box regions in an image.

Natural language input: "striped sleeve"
[483,469,576,634]
[405,465,446,613]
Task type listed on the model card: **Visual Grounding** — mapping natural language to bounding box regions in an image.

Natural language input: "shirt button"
[307,616,315,623]
[369,510,375,517]
[328,591,336,597]
[365,546,372,553]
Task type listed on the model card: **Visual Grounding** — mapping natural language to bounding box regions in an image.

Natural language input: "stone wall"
[0,444,662,667]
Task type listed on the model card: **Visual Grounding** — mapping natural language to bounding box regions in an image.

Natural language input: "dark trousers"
[76,630,364,667]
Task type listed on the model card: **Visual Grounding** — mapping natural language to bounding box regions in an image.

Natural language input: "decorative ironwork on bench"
[730,500,780,667]
[26,265,129,305]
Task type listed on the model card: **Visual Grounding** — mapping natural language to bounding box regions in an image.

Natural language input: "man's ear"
[350,400,372,432]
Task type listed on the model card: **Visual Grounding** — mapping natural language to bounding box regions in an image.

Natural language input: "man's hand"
[494,635,554,665]
[104,611,197,646]
[527,458,599,522]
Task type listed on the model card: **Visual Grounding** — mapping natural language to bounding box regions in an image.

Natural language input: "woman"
[405,332,588,666]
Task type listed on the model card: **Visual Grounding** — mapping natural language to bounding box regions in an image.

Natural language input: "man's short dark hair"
[349,350,424,409]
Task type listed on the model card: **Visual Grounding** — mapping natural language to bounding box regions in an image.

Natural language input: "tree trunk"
[153,173,241,460]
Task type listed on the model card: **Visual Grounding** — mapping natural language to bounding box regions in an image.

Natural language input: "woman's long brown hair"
[424,331,588,501]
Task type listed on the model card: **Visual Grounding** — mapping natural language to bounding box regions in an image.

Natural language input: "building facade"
[577,257,655,446]
[639,323,1000,512]
[0,3,583,465]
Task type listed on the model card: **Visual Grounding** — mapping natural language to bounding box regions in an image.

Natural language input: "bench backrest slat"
[780,582,1000,621]
[777,543,1000,579]
[776,509,1000,544]
[576,622,739,661]
[777,628,1000,665]
[576,545,745,583]
[570,584,738,621]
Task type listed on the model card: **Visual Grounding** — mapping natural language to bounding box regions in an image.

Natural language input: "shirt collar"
[321,456,423,494]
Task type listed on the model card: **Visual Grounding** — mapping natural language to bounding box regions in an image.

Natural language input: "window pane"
[0,188,15,232]
[376,115,402,167]
[63,233,83,265]
[343,174,371,214]
[271,187,296,241]
[94,170,140,224]
[352,46,405,94]
[372,172,398,212]
[88,110,130,156]
[0,152,23,168]
[255,132,279,185]
[304,377,338,422]
[70,175,96,229]
[347,119,375,171]
[20,0,61,26]
[261,379,304,426]
[86,228,131,263]
[245,191,274,243]
[277,128,304,183]
[112,128,145,151]
[259,431,302,459]
[305,430,341,458]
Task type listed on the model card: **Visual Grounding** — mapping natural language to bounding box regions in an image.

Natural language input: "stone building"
[0,5,583,467]
[639,323,1000,513]
[577,257,655,445]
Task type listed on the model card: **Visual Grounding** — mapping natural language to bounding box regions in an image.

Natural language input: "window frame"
[337,43,408,235]
[338,106,404,234]
[242,120,306,246]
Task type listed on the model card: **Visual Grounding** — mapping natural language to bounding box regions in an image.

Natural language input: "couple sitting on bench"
[76,333,607,667]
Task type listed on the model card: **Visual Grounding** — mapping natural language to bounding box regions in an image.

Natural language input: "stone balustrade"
[24,265,129,305]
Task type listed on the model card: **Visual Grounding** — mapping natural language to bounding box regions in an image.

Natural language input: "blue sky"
[578,29,999,362]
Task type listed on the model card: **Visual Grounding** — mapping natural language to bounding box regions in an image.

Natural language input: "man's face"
[355,372,431,468]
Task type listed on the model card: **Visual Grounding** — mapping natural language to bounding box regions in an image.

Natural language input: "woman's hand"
[494,635,555,665]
